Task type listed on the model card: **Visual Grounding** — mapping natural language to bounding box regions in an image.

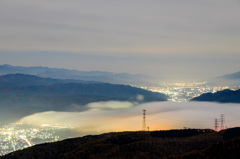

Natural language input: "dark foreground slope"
[0,74,167,123]
[173,138,240,159]
[191,89,240,103]
[0,129,223,159]
[173,127,240,159]
[3,128,240,159]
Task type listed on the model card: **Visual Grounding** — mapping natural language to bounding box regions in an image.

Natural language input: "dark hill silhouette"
[0,74,167,123]
[2,128,240,159]
[191,89,240,103]
[174,137,240,159]
[0,129,224,159]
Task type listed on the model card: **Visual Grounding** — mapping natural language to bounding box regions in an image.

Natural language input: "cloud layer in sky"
[0,0,240,79]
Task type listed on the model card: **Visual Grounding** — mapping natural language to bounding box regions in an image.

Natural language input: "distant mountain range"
[0,74,167,123]
[220,71,240,80]
[0,64,154,85]
[191,89,240,103]
[201,70,240,87]
[2,127,240,159]
[0,73,98,87]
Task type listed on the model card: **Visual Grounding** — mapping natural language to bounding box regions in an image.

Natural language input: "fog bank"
[20,101,240,135]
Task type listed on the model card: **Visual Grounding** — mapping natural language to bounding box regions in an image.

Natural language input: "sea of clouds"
[20,101,240,135]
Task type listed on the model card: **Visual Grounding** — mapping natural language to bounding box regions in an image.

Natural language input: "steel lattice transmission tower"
[214,118,219,131]
[142,109,146,131]
[220,114,225,130]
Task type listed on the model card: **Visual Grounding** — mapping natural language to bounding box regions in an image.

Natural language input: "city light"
[0,123,72,156]
[135,82,236,102]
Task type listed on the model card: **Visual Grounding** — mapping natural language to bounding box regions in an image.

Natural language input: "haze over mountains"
[0,73,167,123]
[0,73,98,87]
[208,70,240,86]
[1,64,240,157]
[1,65,240,130]
[220,71,240,80]
[0,64,167,123]
[0,64,154,85]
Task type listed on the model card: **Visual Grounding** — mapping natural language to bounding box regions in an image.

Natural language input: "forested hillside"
[3,128,240,159]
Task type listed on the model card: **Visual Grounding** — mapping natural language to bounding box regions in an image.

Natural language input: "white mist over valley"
[20,101,240,135]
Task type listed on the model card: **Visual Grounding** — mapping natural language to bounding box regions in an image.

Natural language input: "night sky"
[0,0,240,80]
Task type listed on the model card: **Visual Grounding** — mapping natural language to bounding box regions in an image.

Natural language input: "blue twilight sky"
[0,0,240,80]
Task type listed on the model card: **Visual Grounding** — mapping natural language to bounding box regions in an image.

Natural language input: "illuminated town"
[137,82,238,102]
[0,123,73,156]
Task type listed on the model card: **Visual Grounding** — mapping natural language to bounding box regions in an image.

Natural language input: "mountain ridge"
[0,64,154,85]
[0,74,167,123]
[0,73,98,87]
[220,71,240,80]
[191,89,240,103]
